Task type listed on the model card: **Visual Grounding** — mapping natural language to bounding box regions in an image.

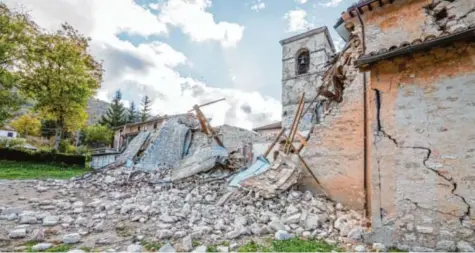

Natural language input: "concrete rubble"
[0,115,369,252]
[0,162,367,251]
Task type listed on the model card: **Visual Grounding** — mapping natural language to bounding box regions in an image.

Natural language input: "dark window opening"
[297,49,310,75]
[153,123,158,129]
[283,111,288,117]
[7,132,13,137]
[435,8,447,21]
[138,126,141,131]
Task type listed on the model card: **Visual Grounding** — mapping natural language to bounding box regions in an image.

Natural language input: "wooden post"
[263,128,285,158]
[188,98,226,112]
[285,93,306,153]
[193,105,225,147]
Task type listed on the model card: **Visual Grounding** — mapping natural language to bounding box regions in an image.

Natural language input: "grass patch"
[141,240,163,251]
[192,240,201,248]
[0,160,90,180]
[26,243,73,252]
[207,245,218,252]
[388,247,407,252]
[80,246,91,252]
[115,225,133,237]
[238,238,339,252]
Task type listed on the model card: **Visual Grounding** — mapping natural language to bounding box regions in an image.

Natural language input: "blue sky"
[6,0,353,129]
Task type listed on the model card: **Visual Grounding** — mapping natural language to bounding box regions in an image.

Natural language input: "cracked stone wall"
[367,42,475,251]
[301,74,366,210]
[343,0,475,55]
[281,30,334,131]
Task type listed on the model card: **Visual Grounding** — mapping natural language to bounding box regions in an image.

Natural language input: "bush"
[0,148,85,167]
[58,139,75,154]
[83,124,112,148]
[0,137,26,148]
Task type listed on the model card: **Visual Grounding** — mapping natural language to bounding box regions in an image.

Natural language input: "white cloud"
[250,0,266,12]
[4,0,279,129]
[156,0,245,48]
[319,0,345,7]
[295,0,308,4]
[284,9,313,32]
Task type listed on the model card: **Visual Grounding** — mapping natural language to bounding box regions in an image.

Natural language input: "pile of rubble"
[0,161,368,252]
[0,111,371,252]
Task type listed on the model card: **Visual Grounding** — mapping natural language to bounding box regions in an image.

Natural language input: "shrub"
[58,139,75,154]
[0,137,26,148]
[0,148,85,166]
[83,124,113,148]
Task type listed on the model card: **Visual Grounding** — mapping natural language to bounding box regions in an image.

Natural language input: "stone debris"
[8,228,26,239]
[63,233,81,244]
[31,243,53,251]
[0,116,369,252]
[158,242,176,253]
[0,166,366,251]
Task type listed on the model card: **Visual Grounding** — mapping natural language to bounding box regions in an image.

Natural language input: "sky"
[5,0,353,129]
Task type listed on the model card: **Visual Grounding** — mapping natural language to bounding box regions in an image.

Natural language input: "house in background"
[111,114,191,150]
[0,126,18,138]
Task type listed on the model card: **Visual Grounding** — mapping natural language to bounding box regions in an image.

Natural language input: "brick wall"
[366,42,475,251]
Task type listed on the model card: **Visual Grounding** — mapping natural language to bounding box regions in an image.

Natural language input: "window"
[7,132,13,137]
[138,126,141,131]
[296,49,310,75]
[153,123,158,129]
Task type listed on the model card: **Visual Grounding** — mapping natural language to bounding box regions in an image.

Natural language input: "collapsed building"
[249,0,475,251]
[86,0,475,250]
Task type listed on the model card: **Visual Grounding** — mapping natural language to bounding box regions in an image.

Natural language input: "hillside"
[13,98,110,126]
[86,98,110,125]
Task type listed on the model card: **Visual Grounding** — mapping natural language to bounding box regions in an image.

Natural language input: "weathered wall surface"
[366,42,475,251]
[215,124,258,155]
[281,29,334,130]
[301,74,366,210]
[344,0,475,55]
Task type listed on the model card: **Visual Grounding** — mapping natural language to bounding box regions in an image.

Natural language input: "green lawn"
[237,238,340,252]
[0,160,91,179]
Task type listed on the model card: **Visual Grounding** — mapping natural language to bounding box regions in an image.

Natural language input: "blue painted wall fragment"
[229,155,270,187]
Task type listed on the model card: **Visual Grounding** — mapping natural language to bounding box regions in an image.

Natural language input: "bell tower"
[280,27,336,130]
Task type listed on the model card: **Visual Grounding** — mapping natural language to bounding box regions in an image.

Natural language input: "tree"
[99,90,127,127]
[18,23,103,149]
[127,101,138,123]
[83,124,112,148]
[40,119,56,139]
[0,4,37,126]
[10,114,41,137]
[140,95,152,122]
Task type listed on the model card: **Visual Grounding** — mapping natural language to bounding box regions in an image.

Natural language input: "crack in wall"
[372,88,471,224]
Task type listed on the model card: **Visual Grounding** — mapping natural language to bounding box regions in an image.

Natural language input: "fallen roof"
[252,122,282,132]
[356,26,475,66]
[112,113,193,130]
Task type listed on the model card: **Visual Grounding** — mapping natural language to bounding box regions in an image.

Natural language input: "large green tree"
[140,95,152,122]
[99,90,127,127]
[0,3,37,126]
[127,101,138,123]
[18,23,103,149]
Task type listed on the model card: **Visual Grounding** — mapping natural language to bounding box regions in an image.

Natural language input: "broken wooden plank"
[263,128,285,158]
[188,98,226,112]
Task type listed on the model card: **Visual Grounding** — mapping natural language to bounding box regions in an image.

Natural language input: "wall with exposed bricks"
[365,42,475,251]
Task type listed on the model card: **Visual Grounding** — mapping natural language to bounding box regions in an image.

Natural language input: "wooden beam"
[188,98,225,112]
[193,105,225,147]
[286,93,306,153]
[263,128,285,158]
